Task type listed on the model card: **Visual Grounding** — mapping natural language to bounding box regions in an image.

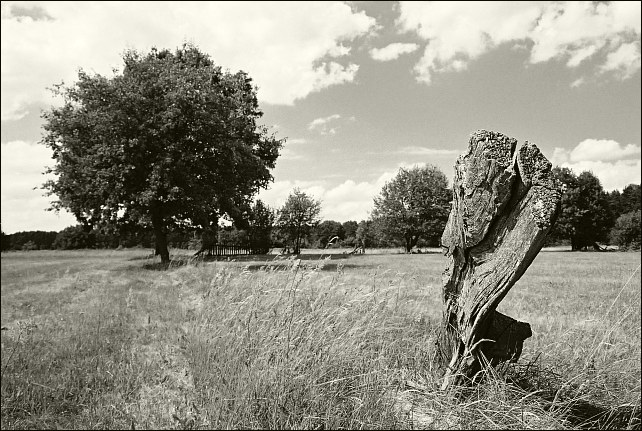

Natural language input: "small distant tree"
[551,168,614,250]
[355,220,377,250]
[247,200,275,252]
[371,165,451,252]
[610,210,641,250]
[275,189,321,254]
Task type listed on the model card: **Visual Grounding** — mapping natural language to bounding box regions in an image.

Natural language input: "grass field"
[1,248,640,429]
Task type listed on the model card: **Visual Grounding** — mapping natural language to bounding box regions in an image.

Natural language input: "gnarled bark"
[439,130,561,390]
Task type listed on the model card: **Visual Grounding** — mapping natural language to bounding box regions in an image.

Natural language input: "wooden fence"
[203,244,269,257]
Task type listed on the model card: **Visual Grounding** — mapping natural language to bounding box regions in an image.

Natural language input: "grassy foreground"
[1,248,640,429]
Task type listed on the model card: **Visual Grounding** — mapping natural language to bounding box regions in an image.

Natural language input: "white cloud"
[599,42,642,79]
[278,137,310,160]
[1,1,376,120]
[570,77,585,88]
[549,139,641,191]
[569,139,641,162]
[560,159,641,191]
[309,114,341,129]
[278,148,304,161]
[287,138,308,145]
[308,114,348,136]
[566,44,600,68]
[370,42,420,61]
[399,146,461,156]
[1,140,76,233]
[397,1,641,85]
[258,170,399,222]
[398,1,542,83]
[257,161,449,222]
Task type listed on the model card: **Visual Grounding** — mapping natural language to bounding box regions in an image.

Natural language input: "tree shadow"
[128,254,156,261]
[243,261,370,272]
[195,252,378,272]
[142,257,191,271]
[137,252,375,271]
[502,359,641,430]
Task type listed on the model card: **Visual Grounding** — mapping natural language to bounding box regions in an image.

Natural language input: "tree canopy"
[608,184,641,216]
[275,189,321,254]
[550,167,614,250]
[40,44,283,262]
[371,165,451,252]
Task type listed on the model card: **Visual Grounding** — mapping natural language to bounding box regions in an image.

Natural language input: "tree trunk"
[151,206,170,264]
[439,130,561,390]
[405,236,412,253]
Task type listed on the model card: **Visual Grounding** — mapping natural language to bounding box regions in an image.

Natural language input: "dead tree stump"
[439,130,561,390]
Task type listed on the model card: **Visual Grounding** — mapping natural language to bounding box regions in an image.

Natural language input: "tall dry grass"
[1,249,640,429]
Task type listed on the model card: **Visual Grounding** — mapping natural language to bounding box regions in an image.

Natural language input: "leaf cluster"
[371,165,451,250]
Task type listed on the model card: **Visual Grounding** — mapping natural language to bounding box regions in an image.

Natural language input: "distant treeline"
[0,219,418,252]
[2,181,640,253]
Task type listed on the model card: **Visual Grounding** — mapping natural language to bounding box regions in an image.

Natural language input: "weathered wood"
[439,130,561,390]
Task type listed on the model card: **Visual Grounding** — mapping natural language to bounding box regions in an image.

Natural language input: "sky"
[1,1,641,234]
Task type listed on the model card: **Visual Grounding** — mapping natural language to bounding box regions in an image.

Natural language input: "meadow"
[1,248,640,429]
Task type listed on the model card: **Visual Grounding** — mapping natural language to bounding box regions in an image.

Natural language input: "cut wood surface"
[439,130,561,390]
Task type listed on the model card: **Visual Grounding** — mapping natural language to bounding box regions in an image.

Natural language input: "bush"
[610,210,641,250]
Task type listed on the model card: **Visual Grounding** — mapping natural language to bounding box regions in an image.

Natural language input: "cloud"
[287,138,308,145]
[550,139,641,191]
[1,140,76,233]
[397,1,641,85]
[278,138,310,160]
[258,161,448,222]
[309,114,341,130]
[560,159,641,192]
[397,2,542,83]
[278,148,305,161]
[2,2,52,21]
[370,42,420,61]
[569,139,640,163]
[599,42,642,79]
[1,1,376,120]
[308,114,353,136]
[399,146,461,156]
[258,170,400,222]
[570,77,585,88]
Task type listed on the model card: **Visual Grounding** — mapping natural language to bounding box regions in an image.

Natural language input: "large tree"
[550,167,614,250]
[41,44,282,263]
[275,189,321,254]
[371,165,451,252]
